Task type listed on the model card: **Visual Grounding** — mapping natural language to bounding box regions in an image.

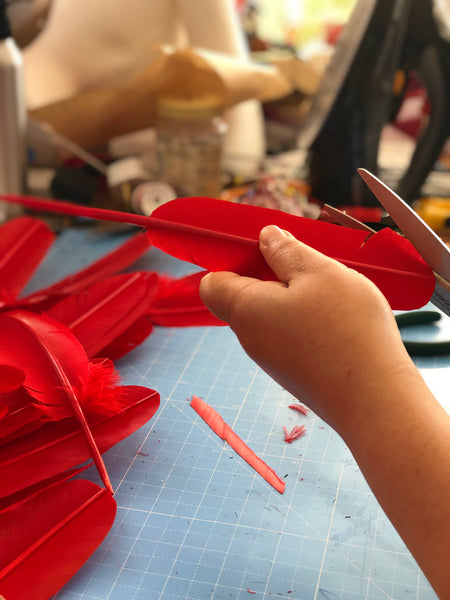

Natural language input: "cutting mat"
[25,227,448,600]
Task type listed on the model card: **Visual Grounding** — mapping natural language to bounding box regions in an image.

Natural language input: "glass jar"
[156,95,227,198]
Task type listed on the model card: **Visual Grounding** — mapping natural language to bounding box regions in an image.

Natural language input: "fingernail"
[259,225,289,246]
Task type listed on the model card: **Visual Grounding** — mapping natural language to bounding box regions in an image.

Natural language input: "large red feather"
[99,315,154,361]
[0,479,116,600]
[19,230,151,311]
[0,385,159,498]
[0,465,88,514]
[0,364,25,393]
[150,198,435,310]
[0,193,435,309]
[45,272,159,358]
[0,216,54,305]
[0,388,49,443]
[0,310,125,419]
[0,310,123,493]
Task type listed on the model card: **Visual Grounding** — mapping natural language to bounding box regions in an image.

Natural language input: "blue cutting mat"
[25,228,448,600]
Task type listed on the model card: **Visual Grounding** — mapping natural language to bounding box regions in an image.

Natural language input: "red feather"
[0,466,89,516]
[0,310,124,493]
[0,385,159,498]
[0,193,435,309]
[45,272,159,358]
[147,271,226,327]
[0,216,54,305]
[0,388,48,442]
[99,315,154,360]
[19,230,151,311]
[0,478,116,600]
[0,310,125,419]
[150,197,435,310]
[0,364,25,393]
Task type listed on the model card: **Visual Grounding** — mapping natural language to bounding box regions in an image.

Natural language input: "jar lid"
[157,95,225,121]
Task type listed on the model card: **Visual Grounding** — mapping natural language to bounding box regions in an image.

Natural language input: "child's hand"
[200,224,411,434]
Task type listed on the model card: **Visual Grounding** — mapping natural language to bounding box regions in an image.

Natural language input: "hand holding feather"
[0,193,435,309]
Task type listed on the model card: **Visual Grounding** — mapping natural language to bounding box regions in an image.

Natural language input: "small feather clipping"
[283,425,306,443]
[190,395,285,494]
[288,403,309,416]
[0,193,436,310]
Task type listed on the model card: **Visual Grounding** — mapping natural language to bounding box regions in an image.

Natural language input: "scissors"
[355,169,450,355]
[357,169,450,317]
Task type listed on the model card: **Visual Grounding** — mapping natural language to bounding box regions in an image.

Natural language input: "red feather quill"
[0,385,159,498]
[0,479,116,600]
[0,216,54,305]
[0,310,123,493]
[0,193,435,309]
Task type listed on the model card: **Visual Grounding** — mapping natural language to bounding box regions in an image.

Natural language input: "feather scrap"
[283,425,306,443]
[0,192,435,310]
[0,479,116,600]
[288,403,309,416]
[190,395,285,493]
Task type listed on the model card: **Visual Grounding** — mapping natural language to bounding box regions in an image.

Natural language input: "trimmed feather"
[190,395,285,493]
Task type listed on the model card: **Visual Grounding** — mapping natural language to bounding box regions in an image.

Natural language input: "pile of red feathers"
[0,215,222,600]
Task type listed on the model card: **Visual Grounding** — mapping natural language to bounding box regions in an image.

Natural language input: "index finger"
[199,271,264,324]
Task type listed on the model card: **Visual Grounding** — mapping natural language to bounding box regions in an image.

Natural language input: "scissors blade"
[358,168,450,317]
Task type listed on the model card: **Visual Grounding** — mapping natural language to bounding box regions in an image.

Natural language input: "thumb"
[259,225,325,284]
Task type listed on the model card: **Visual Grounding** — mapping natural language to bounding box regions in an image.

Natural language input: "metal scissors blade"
[358,168,450,317]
